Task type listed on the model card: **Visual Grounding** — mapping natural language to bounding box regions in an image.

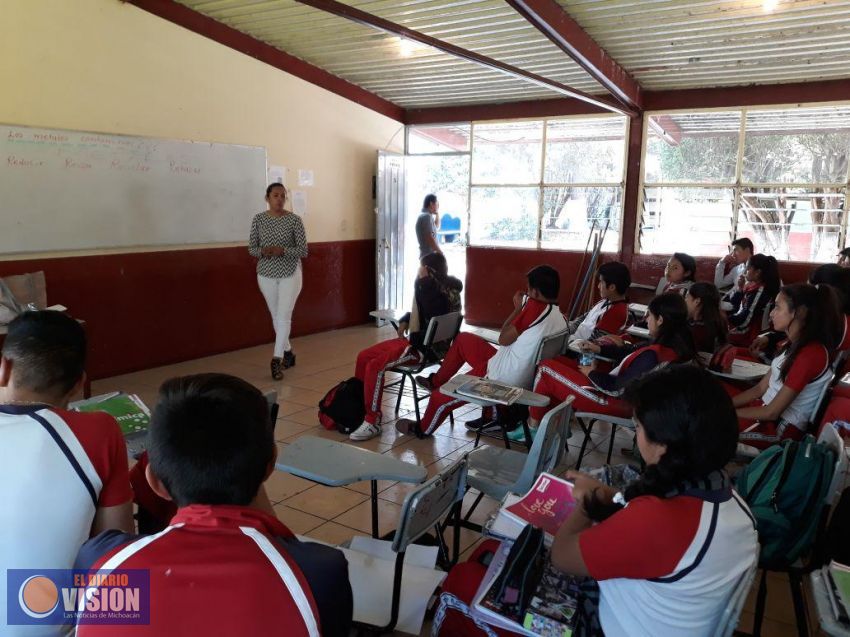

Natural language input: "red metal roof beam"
[293,0,632,118]
[505,0,642,114]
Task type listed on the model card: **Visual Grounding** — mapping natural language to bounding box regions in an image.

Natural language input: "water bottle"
[579,351,595,366]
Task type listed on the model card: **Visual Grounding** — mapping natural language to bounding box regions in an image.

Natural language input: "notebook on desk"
[70,392,150,458]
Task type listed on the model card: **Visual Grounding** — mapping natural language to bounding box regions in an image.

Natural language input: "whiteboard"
[0,124,267,254]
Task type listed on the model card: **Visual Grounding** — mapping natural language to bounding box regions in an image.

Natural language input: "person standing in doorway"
[249,184,308,380]
[416,194,442,259]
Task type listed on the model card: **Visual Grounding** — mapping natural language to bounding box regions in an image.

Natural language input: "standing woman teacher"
[249,183,308,380]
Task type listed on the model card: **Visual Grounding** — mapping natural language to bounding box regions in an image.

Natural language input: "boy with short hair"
[0,311,133,636]
[396,265,567,437]
[75,373,352,636]
[568,261,631,343]
[715,237,754,290]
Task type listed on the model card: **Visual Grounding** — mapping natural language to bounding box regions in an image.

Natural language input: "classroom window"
[639,104,850,261]
[468,116,628,251]
[407,124,471,154]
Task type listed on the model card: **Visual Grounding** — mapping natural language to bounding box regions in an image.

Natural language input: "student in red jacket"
[725,253,780,345]
[732,284,842,448]
[522,293,696,437]
[75,374,352,637]
[685,282,728,353]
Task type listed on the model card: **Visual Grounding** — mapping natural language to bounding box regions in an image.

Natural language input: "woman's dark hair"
[265,183,286,197]
[647,292,696,363]
[839,248,850,259]
[809,263,850,314]
[527,265,560,300]
[686,282,728,347]
[598,261,631,294]
[777,283,843,381]
[421,251,449,281]
[585,366,738,521]
[671,252,697,282]
[748,253,781,297]
[422,194,437,210]
[149,373,274,507]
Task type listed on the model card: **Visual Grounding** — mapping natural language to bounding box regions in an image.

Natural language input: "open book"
[455,378,523,405]
[828,561,850,622]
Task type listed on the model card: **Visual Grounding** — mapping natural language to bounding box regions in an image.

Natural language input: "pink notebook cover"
[504,473,577,537]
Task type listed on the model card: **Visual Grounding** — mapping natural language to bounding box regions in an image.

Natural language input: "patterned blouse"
[248,212,308,278]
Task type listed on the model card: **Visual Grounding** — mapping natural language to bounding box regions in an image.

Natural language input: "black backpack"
[318,377,365,434]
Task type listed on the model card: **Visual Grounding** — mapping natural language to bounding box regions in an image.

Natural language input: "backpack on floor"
[318,377,365,434]
[736,435,836,569]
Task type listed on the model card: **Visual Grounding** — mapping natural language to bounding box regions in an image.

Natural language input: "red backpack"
[318,377,365,434]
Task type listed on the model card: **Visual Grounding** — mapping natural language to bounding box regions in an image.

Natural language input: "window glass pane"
[645,112,741,184]
[469,187,538,248]
[542,187,621,252]
[544,117,627,184]
[743,107,850,184]
[738,188,844,262]
[407,125,471,154]
[471,121,543,184]
[640,187,734,256]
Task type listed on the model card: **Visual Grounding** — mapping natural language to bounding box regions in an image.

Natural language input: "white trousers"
[258,266,303,358]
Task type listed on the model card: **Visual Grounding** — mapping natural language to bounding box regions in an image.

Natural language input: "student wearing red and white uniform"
[724,254,780,346]
[550,366,758,636]
[75,374,352,637]
[731,283,843,448]
[523,293,696,436]
[0,311,133,637]
[685,282,728,353]
[395,265,567,437]
[660,252,697,296]
[567,262,630,344]
[715,237,754,291]
[347,252,463,442]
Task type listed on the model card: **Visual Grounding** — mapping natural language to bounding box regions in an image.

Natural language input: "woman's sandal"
[270,357,284,380]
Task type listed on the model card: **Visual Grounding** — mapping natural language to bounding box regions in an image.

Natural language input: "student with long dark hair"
[725,253,780,344]
[661,252,697,296]
[685,282,728,352]
[348,252,463,442]
[525,293,696,433]
[550,366,757,636]
[732,283,842,447]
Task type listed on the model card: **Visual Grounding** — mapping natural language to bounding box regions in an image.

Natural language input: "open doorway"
[404,155,470,311]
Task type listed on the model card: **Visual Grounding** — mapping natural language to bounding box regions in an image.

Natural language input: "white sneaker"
[349,421,381,441]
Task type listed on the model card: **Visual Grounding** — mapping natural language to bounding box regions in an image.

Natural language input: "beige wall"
[0,0,404,245]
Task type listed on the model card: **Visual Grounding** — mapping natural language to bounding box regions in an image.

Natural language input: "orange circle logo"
[18,575,59,619]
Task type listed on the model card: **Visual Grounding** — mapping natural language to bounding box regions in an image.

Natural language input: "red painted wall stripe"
[0,240,375,380]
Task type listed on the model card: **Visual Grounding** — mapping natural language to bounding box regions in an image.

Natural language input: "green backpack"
[736,435,836,569]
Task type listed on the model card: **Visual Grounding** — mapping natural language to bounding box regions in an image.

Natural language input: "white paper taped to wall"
[292,190,307,216]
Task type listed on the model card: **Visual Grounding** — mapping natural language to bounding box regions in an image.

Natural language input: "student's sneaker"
[415,374,435,391]
[464,416,500,432]
[506,425,536,444]
[283,350,296,369]
[270,357,284,381]
[349,421,381,441]
[395,418,421,436]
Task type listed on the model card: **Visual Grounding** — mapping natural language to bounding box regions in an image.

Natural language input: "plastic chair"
[384,311,463,425]
[712,548,760,637]
[353,455,468,634]
[460,397,573,531]
[473,327,570,450]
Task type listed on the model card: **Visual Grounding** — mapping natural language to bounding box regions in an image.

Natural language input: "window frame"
[636,102,850,262]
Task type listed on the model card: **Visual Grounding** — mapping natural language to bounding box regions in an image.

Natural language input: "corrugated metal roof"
[558,0,850,90]
[178,0,604,107]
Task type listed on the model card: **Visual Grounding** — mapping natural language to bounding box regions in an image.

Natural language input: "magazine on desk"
[827,561,850,622]
[486,473,577,545]
[455,378,523,406]
[71,392,150,437]
[473,539,580,637]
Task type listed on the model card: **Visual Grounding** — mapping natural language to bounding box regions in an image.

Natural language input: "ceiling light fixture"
[762,0,779,12]
[398,37,416,58]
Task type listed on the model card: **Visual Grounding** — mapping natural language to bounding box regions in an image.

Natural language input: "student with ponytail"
[550,366,757,636]
[685,282,728,352]
[732,283,842,447]
[516,293,696,440]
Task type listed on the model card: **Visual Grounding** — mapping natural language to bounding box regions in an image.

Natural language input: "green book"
[73,393,150,437]
[829,561,850,618]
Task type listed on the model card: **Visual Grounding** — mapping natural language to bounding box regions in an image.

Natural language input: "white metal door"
[375,150,406,313]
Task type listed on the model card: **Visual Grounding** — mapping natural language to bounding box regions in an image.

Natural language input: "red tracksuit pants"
[355,337,421,425]
[420,332,497,435]
[529,358,630,423]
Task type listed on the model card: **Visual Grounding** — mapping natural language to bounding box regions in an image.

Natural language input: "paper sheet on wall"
[341,538,447,635]
[268,164,286,185]
[298,169,314,187]
[292,190,307,216]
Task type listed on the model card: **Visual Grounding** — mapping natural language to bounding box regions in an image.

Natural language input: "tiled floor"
[91,323,823,636]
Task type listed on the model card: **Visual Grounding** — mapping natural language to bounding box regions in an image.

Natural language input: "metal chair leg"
[394,374,405,414]
[789,571,809,637]
[575,418,594,470]
[752,569,768,637]
[606,423,618,464]
[411,375,421,424]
